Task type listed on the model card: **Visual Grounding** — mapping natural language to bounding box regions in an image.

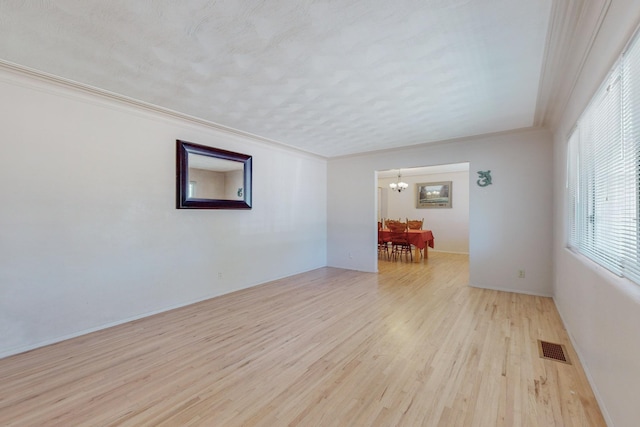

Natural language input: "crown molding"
[0,59,327,161]
[330,126,550,161]
[534,0,611,130]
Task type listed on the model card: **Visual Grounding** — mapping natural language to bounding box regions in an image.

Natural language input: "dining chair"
[406,218,425,258]
[387,222,412,261]
[378,229,390,260]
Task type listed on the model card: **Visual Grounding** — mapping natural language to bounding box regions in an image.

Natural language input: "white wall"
[379,170,469,254]
[552,1,640,426]
[328,127,553,296]
[0,66,327,358]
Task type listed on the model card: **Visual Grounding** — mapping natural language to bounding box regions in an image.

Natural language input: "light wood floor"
[0,253,605,426]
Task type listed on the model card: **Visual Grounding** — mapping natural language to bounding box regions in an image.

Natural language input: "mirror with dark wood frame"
[176,140,252,209]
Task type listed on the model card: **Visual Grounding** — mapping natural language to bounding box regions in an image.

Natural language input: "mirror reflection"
[187,153,244,200]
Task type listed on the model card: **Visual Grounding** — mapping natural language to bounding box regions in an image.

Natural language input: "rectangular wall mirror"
[176,140,252,209]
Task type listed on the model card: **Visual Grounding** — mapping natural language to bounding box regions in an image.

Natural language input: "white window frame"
[566,27,640,285]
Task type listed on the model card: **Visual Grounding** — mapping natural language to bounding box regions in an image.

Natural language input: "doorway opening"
[376,163,470,266]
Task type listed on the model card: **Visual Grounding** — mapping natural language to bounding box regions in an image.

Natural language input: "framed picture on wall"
[416,181,452,208]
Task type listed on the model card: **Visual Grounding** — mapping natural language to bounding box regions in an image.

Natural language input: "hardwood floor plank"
[0,253,605,426]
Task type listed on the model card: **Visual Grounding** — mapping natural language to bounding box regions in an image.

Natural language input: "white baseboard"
[468,282,552,298]
[0,294,219,360]
[552,297,613,427]
[430,249,469,255]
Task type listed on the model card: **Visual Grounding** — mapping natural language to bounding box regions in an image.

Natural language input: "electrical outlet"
[218,272,223,279]
[518,270,525,278]
[348,252,353,259]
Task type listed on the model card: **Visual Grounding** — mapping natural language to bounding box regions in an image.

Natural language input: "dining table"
[378,229,435,262]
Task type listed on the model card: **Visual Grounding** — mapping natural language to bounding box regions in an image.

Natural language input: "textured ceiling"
[0,0,552,157]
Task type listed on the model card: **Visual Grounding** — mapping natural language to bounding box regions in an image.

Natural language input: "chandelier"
[389,169,408,192]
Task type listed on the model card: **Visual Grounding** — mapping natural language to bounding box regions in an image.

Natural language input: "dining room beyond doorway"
[377,163,469,263]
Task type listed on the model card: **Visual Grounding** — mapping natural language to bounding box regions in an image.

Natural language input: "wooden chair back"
[407,218,424,230]
[387,221,407,232]
[384,218,399,229]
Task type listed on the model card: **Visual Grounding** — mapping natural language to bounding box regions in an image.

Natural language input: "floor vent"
[538,340,571,364]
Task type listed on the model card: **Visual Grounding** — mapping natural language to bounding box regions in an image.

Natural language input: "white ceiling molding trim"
[0,59,324,160]
[330,126,546,160]
[534,0,612,129]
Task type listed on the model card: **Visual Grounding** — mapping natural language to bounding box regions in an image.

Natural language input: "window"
[567,28,640,285]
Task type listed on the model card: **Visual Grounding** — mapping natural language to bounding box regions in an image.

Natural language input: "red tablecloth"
[379,229,434,249]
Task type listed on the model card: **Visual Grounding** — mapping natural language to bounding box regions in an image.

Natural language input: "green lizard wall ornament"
[477,170,492,187]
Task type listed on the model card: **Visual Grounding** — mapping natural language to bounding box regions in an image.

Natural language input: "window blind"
[567,27,640,285]
[621,29,640,283]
